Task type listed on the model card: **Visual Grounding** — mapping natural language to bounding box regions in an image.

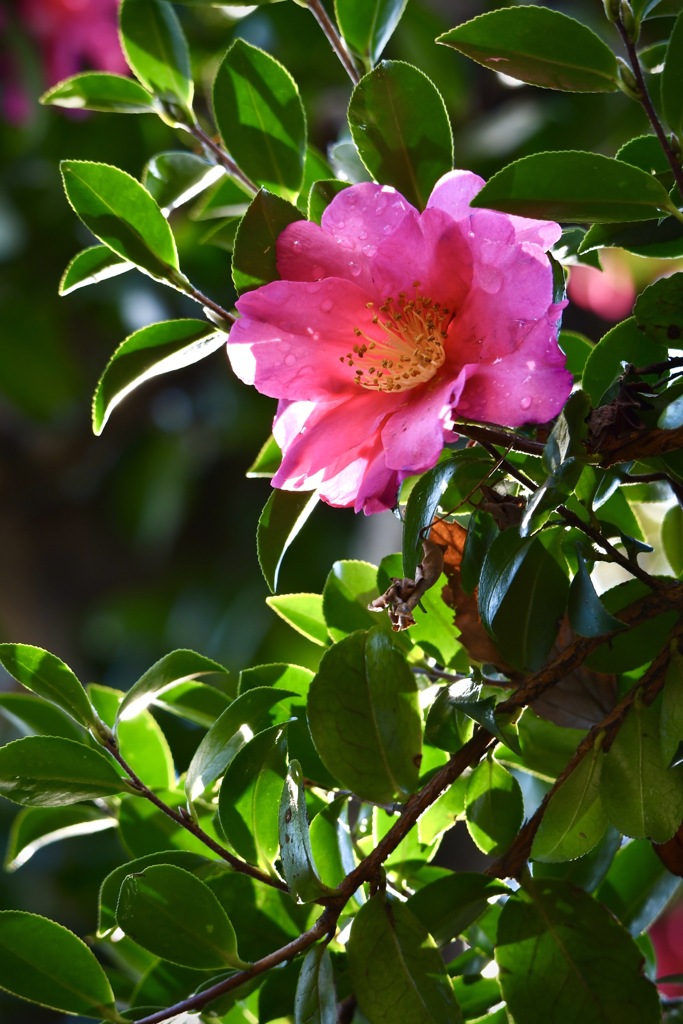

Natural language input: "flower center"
[341,282,452,393]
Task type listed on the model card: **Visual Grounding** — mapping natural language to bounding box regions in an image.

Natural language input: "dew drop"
[358,230,368,240]
[362,244,377,257]
[284,354,296,367]
[321,299,334,313]
[348,260,361,277]
[520,396,532,410]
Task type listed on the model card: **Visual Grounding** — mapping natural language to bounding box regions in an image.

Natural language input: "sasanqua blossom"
[227,170,572,514]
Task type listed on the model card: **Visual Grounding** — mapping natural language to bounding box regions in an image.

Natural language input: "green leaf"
[496,880,660,1024]
[257,488,319,593]
[581,316,660,406]
[307,628,422,804]
[424,685,474,753]
[143,151,219,211]
[266,593,329,647]
[98,850,209,937]
[185,686,292,809]
[232,189,303,295]
[585,579,678,673]
[0,643,96,731]
[5,805,117,872]
[661,650,683,765]
[663,12,683,139]
[438,8,619,93]
[308,179,350,224]
[568,552,629,637]
[89,684,175,790]
[634,271,683,347]
[0,736,127,807]
[601,695,683,842]
[213,39,306,200]
[116,649,229,727]
[0,911,116,1018]
[0,693,83,741]
[348,60,453,209]
[117,787,222,858]
[348,893,463,1024]
[309,796,356,889]
[408,873,509,947]
[93,319,225,434]
[116,864,246,968]
[335,0,409,68]
[578,217,683,260]
[218,722,288,873]
[279,760,334,904]
[402,457,458,577]
[596,837,681,934]
[59,245,133,295]
[478,530,569,672]
[532,747,608,863]
[40,71,156,113]
[119,0,194,119]
[295,945,336,1024]
[60,160,180,280]
[247,433,282,479]
[472,152,676,223]
[323,560,386,643]
[464,756,524,856]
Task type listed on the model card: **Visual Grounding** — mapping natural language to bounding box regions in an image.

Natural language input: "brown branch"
[456,421,545,456]
[591,423,683,467]
[306,0,361,84]
[487,622,683,880]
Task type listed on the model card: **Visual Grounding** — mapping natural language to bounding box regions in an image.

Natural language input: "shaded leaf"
[568,552,629,637]
[119,0,193,119]
[5,805,117,872]
[59,245,132,296]
[295,944,336,1024]
[143,151,220,211]
[0,693,83,741]
[335,0,408,68]
[41,71,156,113]
[279,760,334,904]
[596,838,682,934]
[0,643,96,731]
[0,736,127,807]
[266,593,329,647]
[662,12,683,139]
[116,649,229,727]
[232,188,303,295]
[582,317,663,406]
[532,747,608,863]
[257,488,319,592]
[464,756,524,856]
[402,457,458,577]
[634,271,683,347]
[408,872,509,947]
[322,560,383,642]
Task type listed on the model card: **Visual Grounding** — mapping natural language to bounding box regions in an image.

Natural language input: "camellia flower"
[227,170,572,514]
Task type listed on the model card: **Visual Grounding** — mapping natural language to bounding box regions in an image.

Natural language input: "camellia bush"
[3,0,683,1021]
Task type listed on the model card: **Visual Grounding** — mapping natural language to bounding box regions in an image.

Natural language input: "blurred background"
[0,0,676,1019]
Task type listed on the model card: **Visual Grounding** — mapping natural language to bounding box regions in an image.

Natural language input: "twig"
[455,421,545,456]
[306,0,361,84]
[184,122,258,196]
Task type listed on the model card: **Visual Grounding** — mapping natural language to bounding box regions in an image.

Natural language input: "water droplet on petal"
[358,230,368,240]
[362,244,377,257]
[321,299,333,313]
[284,354,296,367]
[520,396,532,410]
[348,260,361,277]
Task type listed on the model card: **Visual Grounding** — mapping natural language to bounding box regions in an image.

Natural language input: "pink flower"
[227,171,572,514]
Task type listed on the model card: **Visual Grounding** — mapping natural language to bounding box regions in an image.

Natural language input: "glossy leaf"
[257,488,319,592]
[218,722,288,872]
[335,0,408,68]
[295,944,336,1024]
[596,837,682,934]
[60,160,180,280]
[0,643,96,731]
[568,552,629,637]
[116,864,245,968]
[119,0,194,119]
[309,796,356,889]
[0,911,116,1018]
[41,71,156,113]
[582,317,662,406]
[308,178,350,223]
[279,760,333,903]
[185,686,292,808]
[424,684,474,753]
[661,651,683,765]
[496,880,660,1024]
[307,627,422,804]
[585,579,678,673]
[266,593,329,647]
[472,152,676,223]
[232,189,303,294]
[348,893,462,1024]
[464,756,524,856]
[98,850,209,937]
[601,696,683,842]
[532,747,608,863]
[93,319,225,434]
[0,736,127,806]
[0,693,83,741]
[663,12,683,139]
[322,560,384,641]
[348,60,453,209]
[408,872,509,947]
[143,151,220,211]
[89,684,175,791]
[5,805,117,871]
[59,245,132,295]
[478,530,568,672]
[634,271,683,347]
[213,39,306,200]
[116,649,229,727]
[438,8,619,92]
[402,457,458,577]
[460,509,498,595]
[117,787,224,858]
[578,216,683,260]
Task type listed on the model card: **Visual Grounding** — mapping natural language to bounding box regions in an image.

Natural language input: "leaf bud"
[603,0,621,23]
[616,57,641,100]
[670,133,682,159]
[619,0,638,42]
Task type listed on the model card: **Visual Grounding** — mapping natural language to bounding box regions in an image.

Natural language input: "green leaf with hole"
[266,593,329,647]
[496,879,660,1024]
[0,911,117,1018]
[335,0,408,69]
[60,160,180,280]
[116,864,247,968]
[348,60,453,209]
[116,649,229,727]
[279,760,334,904]
[257,488,319,593]
[532,748,608,863]
[41,71,156,113]
[213,39,306,200]
[465,757,524,856]
[348,893,462,1024]
[232,189,303,295]
[0,736,127,807]
[119,0,193,120]
[308,627,421,804]
[59,245,133,295]
[218,722,289,873]
[472,152,676,223]
[0,644,96,731]
[93,319,225,434]
[438,8,618,93]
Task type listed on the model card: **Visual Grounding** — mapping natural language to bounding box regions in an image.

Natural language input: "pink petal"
[381,375,466,474]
